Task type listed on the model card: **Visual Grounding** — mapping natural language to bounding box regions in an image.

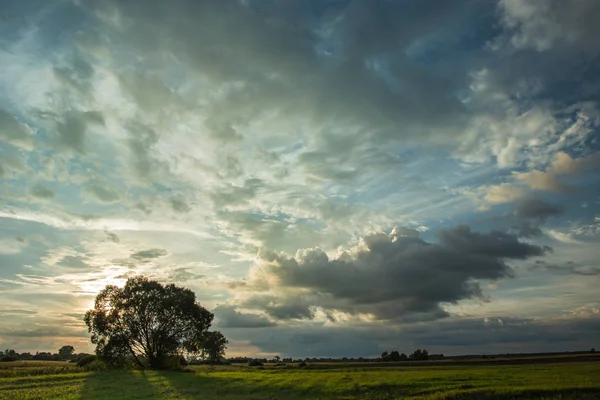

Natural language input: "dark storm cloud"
[213,305,276,329]
[234,226,549,321]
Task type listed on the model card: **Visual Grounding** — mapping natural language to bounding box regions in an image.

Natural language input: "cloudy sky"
[1,0,600,358]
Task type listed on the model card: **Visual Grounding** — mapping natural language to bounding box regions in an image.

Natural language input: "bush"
[83,360,107,372]
[0,356,16,362]
[76,355,97,367]
[247,359,264,366]
[298,361,307,368]
[161,355,187,371]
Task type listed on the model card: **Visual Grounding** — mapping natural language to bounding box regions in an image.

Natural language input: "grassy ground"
[1,360,599,399]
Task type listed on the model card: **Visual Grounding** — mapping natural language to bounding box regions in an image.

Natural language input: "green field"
[1,360,599,399]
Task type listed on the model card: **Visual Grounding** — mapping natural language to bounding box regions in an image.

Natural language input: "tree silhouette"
[84,276,219,369]
[201,331,228,362]
[58,345,75,360]
[409,349,429,361]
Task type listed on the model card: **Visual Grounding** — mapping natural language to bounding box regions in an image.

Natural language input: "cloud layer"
[1,0,599,356]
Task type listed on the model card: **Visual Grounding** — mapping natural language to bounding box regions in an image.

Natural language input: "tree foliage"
[409,348,429,361]
[202,331,229,362]
[58,345,75,360]
[84,276,220,369]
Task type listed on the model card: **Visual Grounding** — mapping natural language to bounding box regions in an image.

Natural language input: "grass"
[0,360,599,399]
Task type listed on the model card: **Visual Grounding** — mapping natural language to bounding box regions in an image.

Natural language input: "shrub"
[0,356,16,362]
[161,355,187,371]
[76,355,97,367]
[83,360,107,372]
[247,359,264,366]
[298,361,307,368]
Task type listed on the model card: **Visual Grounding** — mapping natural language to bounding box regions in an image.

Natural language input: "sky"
[1,0,599,358]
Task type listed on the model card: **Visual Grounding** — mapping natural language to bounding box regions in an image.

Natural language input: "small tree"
[84,276,220,369]
[202,331,228,363]
[58,345,75,360]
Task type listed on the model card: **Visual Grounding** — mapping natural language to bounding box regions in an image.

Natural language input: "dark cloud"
[221,315,600,357]
[214,305,276,329]
[233,226,549,321]
[104,231,120,243]
[515,198,564,221]
[74,0,481,187]
[57,255,89,269]
[166,267,205,283]
[83,180,120,203]
[130,248,168,260]
[512,198,564,237]
[209,178,264,207]
[30,183,55,200]
[531,260,600,276]
[56,110,104,153]
[499,0,600,53]
[170,198,191,213]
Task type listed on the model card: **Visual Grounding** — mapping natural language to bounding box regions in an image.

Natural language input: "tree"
[390,350,401,361]
[1,349,17,361]
[409,349,429,361]
[84,276,218,369]
[58,345,75,360]
[201,331,228,362]
[380,351,389,361]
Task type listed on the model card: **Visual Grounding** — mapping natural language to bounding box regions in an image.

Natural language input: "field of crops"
[1,359,599,399]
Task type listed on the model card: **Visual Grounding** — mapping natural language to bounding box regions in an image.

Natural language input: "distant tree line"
[379,349,442,361]
[0,346,80,362]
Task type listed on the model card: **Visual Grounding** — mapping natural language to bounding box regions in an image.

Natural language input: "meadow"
[1,359,599,399]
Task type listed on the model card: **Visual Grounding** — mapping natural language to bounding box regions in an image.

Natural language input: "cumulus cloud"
[480,183,526,204]
[230,225,548,322]
[515,151,600,192]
